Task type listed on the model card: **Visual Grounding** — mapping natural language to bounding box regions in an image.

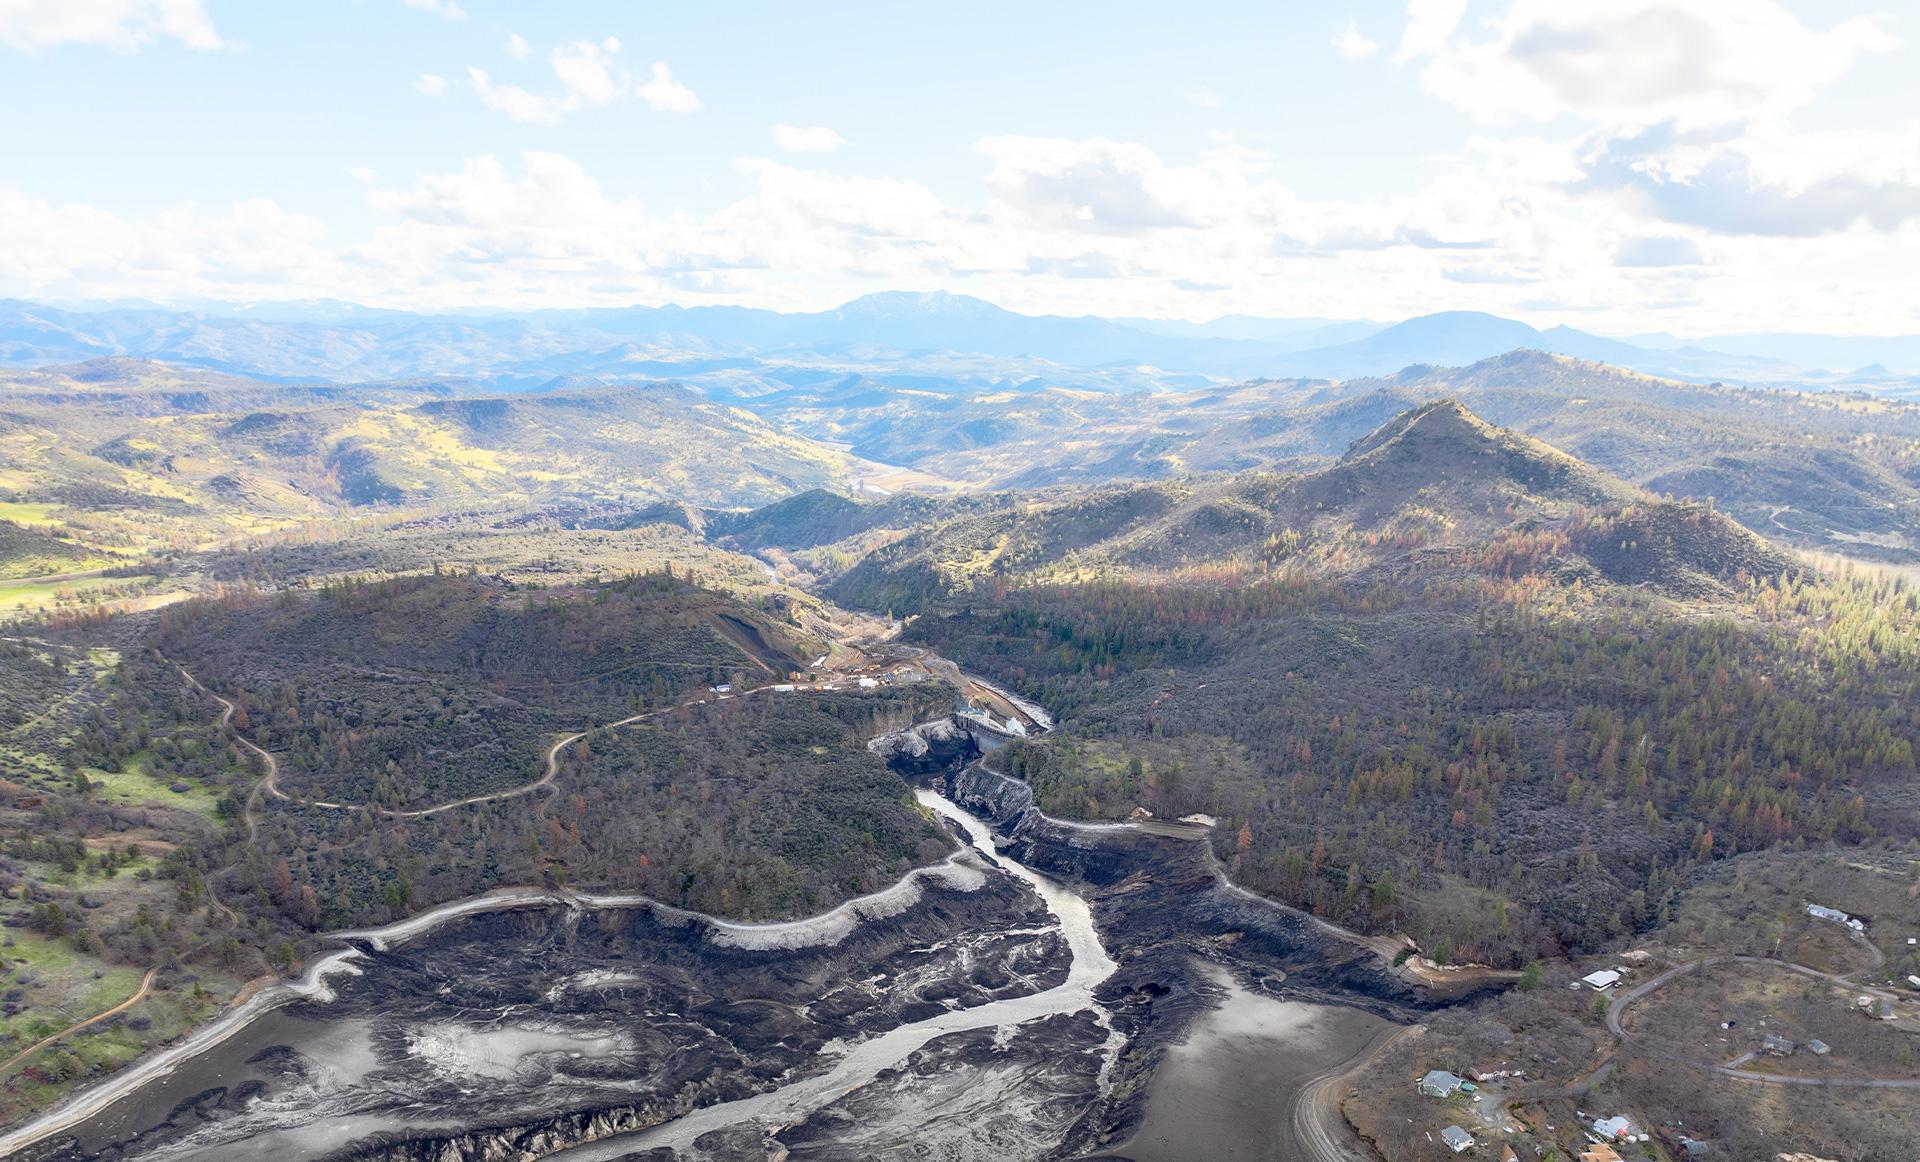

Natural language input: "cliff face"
[867,716,982,777]
[948,761,1035,823]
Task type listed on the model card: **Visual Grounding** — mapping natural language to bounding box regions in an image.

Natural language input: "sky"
[0,0,1917,335]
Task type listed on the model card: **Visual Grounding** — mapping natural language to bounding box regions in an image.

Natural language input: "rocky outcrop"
[341,1098,693,1161]
[867,716,980,777]
[935,764,1437,1018]
[947,761,1034,824]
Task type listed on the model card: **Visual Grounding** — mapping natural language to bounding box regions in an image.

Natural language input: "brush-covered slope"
[757,351,1920,562]
[154,569,818,808]
[831,405,1909,970]
[0,366,859,559]
[830,401,1793,611]
[0,520,110,579]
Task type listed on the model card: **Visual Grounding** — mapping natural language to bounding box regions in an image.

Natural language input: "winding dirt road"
[1292,1024,1422,1162]
[1576,950,1920,1093]
[174,663,796,823]
[1608,953,1903,1040]
[0,967,159,1078]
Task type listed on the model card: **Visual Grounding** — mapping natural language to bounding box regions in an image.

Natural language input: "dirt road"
[0,967,160,1077]
[1292,1024,1421,1162]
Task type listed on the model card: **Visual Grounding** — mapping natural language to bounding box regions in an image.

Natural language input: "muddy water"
[547,789,1122,1158]
[1112,966,1395,1162]
[4,791,1087,1161]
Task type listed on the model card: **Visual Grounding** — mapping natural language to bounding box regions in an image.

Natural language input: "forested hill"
[827,399,1797,614]
[149,570,815,808]
[801,404,1913,965]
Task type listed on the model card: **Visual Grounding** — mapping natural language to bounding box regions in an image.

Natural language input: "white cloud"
[1393,0,1466,64]
[367,152,635,232]
[0,187,333,297]
[1580,125,1920,237]
[770,124,847,154]
[1384,2,1919,243]
[0,0,222,53]
[1187,88,1223,109]
[504,32,531,60]
[979,136,1285,234]
[468,38,622,125]
[1615,235,1704,266]
[6,137,1920,333]
[400,0,467,22]
[1332,20,1379,62]
[636,61,701,113]
[468,66,561,124]
[413,72,448,97]
[1402,0,1898,129]
[468,38,699,123]
[550,36,625,106]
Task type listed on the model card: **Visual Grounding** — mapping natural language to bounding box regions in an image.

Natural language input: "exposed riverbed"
[543,791,1122,1159]
[1102,965,1395,1162]
[5,682,1443,1161]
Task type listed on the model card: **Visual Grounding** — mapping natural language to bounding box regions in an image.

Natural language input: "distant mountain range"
[3,293,1919,390]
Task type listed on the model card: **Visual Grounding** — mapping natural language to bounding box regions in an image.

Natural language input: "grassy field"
[0,933,144,1048]
[1662,849,1920,979]
[0,573,154,612]
[1606,959,1920,1159]
[0,958,240,1126]
[0,501,66,529]
[83,758,224,819]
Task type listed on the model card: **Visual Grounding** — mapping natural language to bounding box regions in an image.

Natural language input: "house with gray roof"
[1418,1069,1464,1097]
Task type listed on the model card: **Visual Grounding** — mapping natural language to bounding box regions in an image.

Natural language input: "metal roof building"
[1418,1069,1464,1097]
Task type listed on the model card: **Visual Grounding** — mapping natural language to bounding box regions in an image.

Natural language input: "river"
[2,667,1411,1160]
[546,790,1121,1158]
[0,781,1121,1161]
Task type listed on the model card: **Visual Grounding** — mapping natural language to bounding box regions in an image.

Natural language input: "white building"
[1594,1115,1643,1140]
[1581,969,1622,991]
[1807,903,1867,932]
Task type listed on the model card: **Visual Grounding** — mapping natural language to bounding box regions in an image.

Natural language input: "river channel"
[3,675,1433,1161]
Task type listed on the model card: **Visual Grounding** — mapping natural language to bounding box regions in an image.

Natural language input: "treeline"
[926,567,1920,963]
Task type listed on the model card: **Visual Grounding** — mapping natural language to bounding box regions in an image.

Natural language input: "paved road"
[0,966,159,1077]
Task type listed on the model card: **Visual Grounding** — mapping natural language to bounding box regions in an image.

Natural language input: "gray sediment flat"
[1113,964,1396,1162]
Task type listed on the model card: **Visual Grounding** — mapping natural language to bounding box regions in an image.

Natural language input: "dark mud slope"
[777,1010,1110,1158]
[30,852,1067,1162]
[938,760,1429,1014]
